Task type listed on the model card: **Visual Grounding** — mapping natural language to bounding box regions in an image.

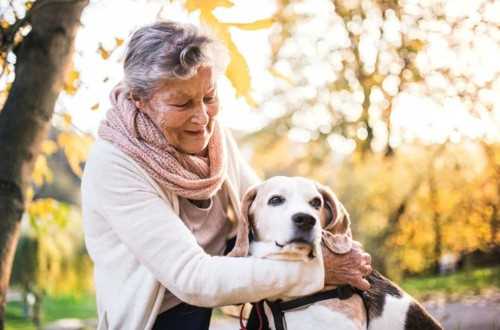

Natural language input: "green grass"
[6,294,96,330]
[400,265,500,300]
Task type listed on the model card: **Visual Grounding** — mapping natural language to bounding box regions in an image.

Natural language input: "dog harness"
[258,285,358,330]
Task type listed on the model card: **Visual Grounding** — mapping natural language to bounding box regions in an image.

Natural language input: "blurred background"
[1,0,499,329]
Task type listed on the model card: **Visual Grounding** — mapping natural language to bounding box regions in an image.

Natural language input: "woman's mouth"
[185,128,206,137]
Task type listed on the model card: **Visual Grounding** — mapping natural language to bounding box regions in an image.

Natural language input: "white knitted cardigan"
[81,128,324,330]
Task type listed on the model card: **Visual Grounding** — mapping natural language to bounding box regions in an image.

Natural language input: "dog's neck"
[250,240,340,304]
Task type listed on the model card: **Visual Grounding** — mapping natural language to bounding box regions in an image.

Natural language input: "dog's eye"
[309,197,322,209]
[268,195,285,206]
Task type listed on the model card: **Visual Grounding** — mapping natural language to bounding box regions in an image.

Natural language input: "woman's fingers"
[362,252,371,266]
[362,264,373,276]
[351,240,363,249]
[361,252,372,276]
[351,276,371,291]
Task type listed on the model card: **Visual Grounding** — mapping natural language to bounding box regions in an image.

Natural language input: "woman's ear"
[227,184,259,257]
[316,183,353,254]
[129,92,145,111]
[134,100,143,110]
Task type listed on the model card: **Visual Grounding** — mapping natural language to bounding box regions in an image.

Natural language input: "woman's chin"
[179,140,209,155]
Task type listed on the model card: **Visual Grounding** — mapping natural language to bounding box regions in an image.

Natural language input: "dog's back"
[364,271,442,330]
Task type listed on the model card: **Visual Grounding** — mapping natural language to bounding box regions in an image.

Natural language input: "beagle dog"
[229,176,442,330]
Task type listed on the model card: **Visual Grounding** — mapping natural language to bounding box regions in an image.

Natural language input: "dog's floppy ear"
[227,184,258,257]
[317,183,353,254]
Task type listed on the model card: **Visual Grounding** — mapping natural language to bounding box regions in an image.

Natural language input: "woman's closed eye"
[170,100,192,109]
[203,95,216,103]
[204,91,217,104]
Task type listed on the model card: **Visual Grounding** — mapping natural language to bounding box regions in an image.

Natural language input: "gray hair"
[124,21,229,100]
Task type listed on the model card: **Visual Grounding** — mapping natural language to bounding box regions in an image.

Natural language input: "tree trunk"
[431,212,442,274]
[0,1,88,327]
[428,170,443,274]
[32,290,43,330]
[481,142,500,247]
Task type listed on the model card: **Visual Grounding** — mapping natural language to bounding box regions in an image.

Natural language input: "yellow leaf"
[0,81,12,107]
[26,187,34,204]
[372,73,384,84]
[198,11,253,104]
[0,20,9,29]
[185,0,233,12]
[228,19,274,30]
[98,45,110,60]
[90,103,99,111]
[269,67,295,85]
[57,132,93,177]
[32,155,53,186]
[63,113,72,127]
[225,44,252,103]
[406,39,425,52]
[31,199,55,218]
[63,70,80,95]
[494,149,500,164]
[14,32,24,45]
[115,38,124,46]
[41,140,58,156]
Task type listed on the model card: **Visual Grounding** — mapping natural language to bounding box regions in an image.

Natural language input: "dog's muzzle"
[292,212,316,232]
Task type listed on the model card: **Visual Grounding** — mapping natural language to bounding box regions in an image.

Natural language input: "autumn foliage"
[0,2,498,325]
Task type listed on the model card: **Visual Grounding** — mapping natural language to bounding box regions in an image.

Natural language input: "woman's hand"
[322,240,372,291]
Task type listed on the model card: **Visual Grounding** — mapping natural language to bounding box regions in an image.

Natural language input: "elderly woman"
[81,21,372,330]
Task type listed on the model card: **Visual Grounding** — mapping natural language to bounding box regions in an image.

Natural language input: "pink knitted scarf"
[98,83,227,200]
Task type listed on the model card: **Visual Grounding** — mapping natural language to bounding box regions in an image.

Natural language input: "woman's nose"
[190,102,210,125]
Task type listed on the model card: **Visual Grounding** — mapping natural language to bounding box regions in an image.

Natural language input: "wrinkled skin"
[323,240,373,291]
[134,66,219,155]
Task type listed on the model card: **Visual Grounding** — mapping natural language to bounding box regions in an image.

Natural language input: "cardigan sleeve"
[82,140,324,308]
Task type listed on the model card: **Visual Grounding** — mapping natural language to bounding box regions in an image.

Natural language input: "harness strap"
[266,300,286,330]
[265,285,355,330]
[280,285,354,311]
[353,287,371,324]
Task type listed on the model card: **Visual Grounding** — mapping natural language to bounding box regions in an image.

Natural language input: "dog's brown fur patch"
[317,294,367,330]
[363,270,402,319]
[363,271,442,329]
[404,302,443,330]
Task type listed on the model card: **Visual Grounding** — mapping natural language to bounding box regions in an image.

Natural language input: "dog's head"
[227,176,352,258]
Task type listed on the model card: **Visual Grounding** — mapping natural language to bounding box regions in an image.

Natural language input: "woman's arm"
[82,140,324,308]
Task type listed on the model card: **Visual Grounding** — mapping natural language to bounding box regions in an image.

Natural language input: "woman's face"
[136,66,219,155]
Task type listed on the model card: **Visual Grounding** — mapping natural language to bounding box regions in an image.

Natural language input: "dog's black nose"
[292,213,316,231]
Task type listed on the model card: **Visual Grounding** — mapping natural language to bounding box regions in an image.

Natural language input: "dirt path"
[424,293,500,330]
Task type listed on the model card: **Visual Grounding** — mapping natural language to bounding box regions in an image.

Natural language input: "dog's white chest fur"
[264,304,360,330]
